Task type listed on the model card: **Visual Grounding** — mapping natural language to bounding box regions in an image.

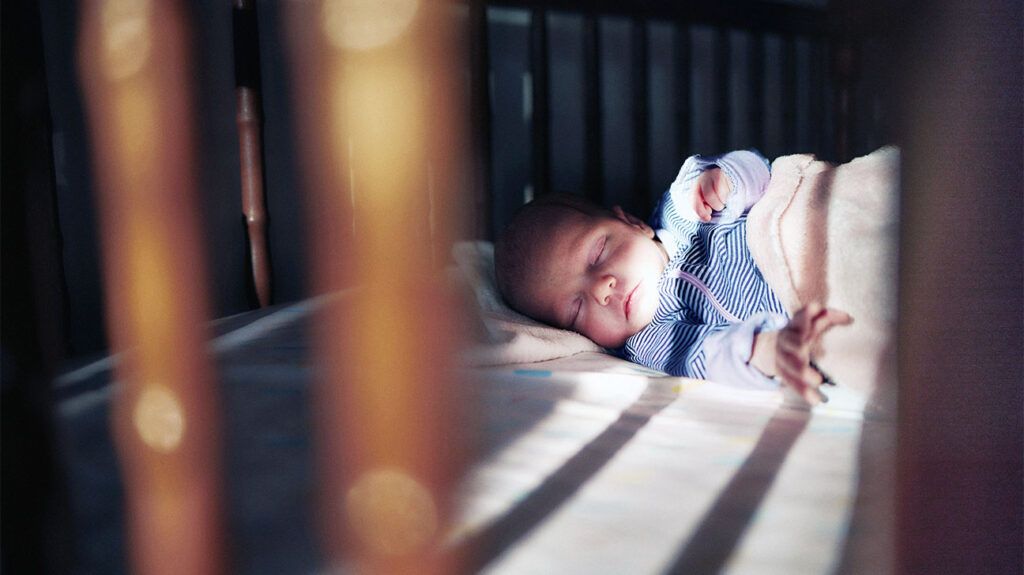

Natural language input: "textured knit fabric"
[620,150,788,386]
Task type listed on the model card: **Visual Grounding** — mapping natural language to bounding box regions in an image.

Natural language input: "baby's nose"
[591,275,616,305]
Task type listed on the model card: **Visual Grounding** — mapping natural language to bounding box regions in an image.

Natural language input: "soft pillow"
[451,241,605,366]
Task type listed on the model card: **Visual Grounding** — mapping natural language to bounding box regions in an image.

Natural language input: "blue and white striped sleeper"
[619,150,789,388]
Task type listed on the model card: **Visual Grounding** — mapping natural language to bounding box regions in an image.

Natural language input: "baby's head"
[495,194,669,348]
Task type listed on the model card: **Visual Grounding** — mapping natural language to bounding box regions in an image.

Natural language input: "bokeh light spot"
[100,0,153,80]
[345,468,438,556]
[321,0,419,51]
[132,385,186,453]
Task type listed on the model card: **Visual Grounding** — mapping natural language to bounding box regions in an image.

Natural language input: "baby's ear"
[612,205,655,238]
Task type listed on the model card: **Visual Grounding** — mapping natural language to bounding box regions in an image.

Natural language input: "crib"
[10,0,1020,574]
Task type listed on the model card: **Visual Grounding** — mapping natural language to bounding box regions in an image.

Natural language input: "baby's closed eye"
[568,298,582,329]
[590,236,607,266]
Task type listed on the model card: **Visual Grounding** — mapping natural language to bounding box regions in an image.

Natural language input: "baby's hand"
[692,167,732,222]
[776,302,853,405]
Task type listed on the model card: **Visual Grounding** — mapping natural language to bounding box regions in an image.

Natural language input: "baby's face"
[522,207,669,348]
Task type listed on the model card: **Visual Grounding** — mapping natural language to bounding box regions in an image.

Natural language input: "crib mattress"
[54,297,893,574]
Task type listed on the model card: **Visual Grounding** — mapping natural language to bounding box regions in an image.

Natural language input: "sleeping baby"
[493,150,853,405]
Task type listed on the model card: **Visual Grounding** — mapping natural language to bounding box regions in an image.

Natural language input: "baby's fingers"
[692,191,712,222]
[708,168,732,208]
[791,302,822,334]
[701,181,727,212]
[777,361,828,405]
[791,303,849,339]
[808,307,854,341]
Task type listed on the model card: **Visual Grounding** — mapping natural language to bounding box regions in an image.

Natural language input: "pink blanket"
[747,147,900,405]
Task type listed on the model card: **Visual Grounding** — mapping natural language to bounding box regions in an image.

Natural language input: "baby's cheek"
[583,318,621,348]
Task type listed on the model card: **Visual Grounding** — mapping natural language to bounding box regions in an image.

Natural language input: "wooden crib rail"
[232,0,272,307]
[480,0,828,33]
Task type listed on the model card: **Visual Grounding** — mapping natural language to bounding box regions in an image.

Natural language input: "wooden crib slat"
[833,43,858,162]
[632,17,650,212]
[715,26,730,151]
[232,0,272,307]
[583,14,603,204]
[809,38,826,155]
[77,1,225,573]
[530,8,550,198]
[425,0,473,267]
[286,2,468,571]
[747,30,765,151]
[781,35,798,153]
[674,22,691,164]
[470,2,494,239]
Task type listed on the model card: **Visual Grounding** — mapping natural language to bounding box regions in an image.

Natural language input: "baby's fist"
[692,167,732,222]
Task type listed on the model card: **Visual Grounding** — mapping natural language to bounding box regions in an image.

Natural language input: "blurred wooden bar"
[468,1,493,240]
[896,1,1023,573]
[77,2,224,574]
[285,0,469,572]
[233,0,273,307]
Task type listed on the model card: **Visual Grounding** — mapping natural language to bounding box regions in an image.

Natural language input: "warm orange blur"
[77,1,224,574]
[286,0,471,572]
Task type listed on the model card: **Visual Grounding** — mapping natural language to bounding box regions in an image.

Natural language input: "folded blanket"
[452,241,605,366]
[747,147,900,402]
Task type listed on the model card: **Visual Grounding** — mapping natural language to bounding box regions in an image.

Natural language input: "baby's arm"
[629,313,790,390]
[748,303,853,404]
[669,150,771,223]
